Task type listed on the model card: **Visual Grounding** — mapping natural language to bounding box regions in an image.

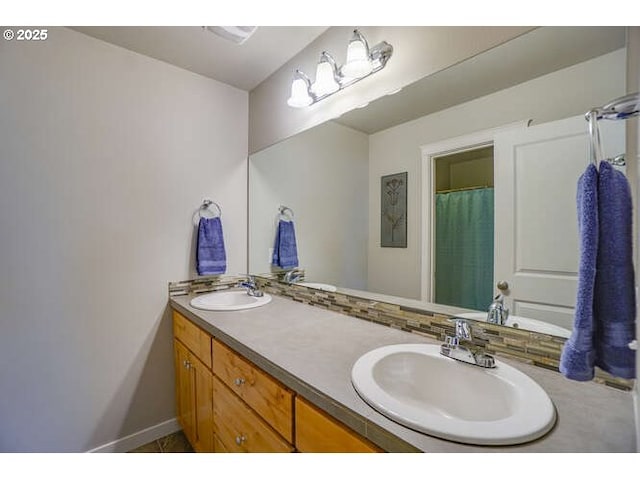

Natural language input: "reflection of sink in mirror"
[456,312,571,338]
[351,344,556,446]
[190,290,272,311]
[297,282,337,292]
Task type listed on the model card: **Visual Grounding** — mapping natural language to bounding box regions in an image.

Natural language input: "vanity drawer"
[295,397,382,453]
[173,311,212,368]
[212,339,293,443]
[213,376,294,453]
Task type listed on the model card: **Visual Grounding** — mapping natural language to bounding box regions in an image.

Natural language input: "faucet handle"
[487,294,509,325]
[445,335,459,347]
[455,319,471,340]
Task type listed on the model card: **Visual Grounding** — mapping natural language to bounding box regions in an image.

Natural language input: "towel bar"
[586,92,639,169]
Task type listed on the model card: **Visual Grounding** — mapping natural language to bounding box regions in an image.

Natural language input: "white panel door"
[494,115,625,330]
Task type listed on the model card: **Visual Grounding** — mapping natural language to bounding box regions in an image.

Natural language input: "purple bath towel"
[560,164,599,381]
[593,161,636,379]
[272,219,299,269]
[196,216,227,275]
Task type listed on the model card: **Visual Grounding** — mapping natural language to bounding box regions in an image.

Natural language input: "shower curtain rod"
[436,185,491,194]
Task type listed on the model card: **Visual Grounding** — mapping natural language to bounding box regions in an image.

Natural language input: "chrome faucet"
[283,268,303,284]
[487,294,509,325]
[238,275,264,297]
[440,319,496,368]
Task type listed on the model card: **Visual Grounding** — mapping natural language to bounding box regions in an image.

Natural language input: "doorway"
[419,121,528,305]
[421,116,623,330]
[433,147,494,311]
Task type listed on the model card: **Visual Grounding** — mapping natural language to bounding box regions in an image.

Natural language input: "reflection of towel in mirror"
[560,164,598,381]
[272,220,299,269]
[196,217,227,275]
[593,161,636,379]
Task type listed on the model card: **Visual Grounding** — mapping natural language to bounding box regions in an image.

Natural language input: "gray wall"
[367,49,626,299]
[0,27,248,452]
[249,26,532,154]
[249,121,369,288]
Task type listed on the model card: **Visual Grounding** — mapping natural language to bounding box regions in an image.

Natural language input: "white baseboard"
[88,417,180,453]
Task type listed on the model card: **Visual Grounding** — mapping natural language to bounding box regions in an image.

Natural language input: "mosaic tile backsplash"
[169,274,634,391]
[169,275,245,296]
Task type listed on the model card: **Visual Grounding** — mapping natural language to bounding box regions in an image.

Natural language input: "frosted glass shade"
[311,61,340,96]
[342,38,372,78]
[287,77,312,107]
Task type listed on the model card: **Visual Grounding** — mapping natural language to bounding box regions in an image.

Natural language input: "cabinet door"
[295,397,382,453]
[190,353,214,453]
[174,340,195,444]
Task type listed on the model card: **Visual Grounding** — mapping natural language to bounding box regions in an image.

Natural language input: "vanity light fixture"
[287,28,393,108]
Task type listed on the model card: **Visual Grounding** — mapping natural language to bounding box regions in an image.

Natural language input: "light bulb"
[342,32,372,79]
[311,60,340,97]
[287,76,312,108]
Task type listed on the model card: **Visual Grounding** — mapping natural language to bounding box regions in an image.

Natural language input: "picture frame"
[381,172,407,248]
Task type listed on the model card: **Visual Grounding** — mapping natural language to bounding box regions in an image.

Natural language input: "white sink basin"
[351,344,556,446]
[190,290,272,311]
[457,312,571,338]
[297,282,337,292]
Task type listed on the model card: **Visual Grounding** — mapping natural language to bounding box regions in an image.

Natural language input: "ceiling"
[71,26,329,91]
[70,26,626,130]
[336,26,627,134]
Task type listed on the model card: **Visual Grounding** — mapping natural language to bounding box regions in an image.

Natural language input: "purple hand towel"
[593,161,636,379]
[560,164,599,381]
[196,216,227,275]
[272,220,299,269]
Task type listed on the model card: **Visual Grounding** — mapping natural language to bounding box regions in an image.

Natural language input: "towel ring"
[279,205,294,221]
[193,199,221,226]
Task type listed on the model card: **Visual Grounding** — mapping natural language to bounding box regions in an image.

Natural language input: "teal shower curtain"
[435,188,494,311]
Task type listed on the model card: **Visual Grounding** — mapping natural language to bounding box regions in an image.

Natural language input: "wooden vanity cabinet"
[172,309,384,453]
[173,311,214,452]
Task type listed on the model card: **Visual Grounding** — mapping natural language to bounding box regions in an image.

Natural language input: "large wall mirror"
[248,26,629,339]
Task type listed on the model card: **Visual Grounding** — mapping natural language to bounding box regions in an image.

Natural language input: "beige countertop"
[170,291,636,452]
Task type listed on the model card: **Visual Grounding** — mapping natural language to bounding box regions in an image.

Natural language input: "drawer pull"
[234,377,246,386]
[235,434,246,445]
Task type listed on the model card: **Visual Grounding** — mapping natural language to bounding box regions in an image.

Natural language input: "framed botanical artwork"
[381,172,407,248]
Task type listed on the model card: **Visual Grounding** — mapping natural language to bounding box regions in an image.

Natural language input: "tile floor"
[128,430,194,453]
